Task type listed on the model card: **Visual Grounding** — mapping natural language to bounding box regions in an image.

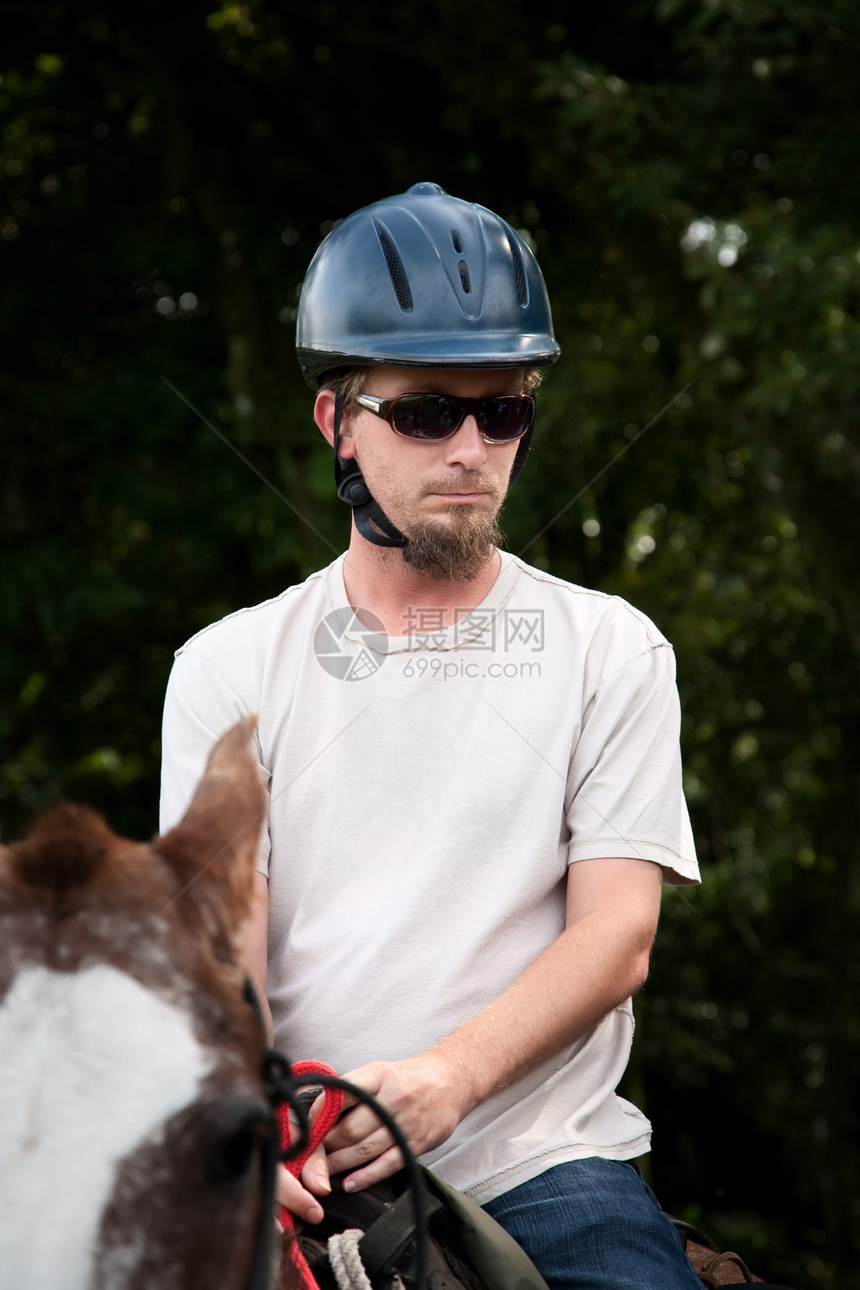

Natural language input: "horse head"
[0,717,287,1290]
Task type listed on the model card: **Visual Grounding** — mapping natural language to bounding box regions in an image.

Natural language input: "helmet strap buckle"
[332,379,408,549]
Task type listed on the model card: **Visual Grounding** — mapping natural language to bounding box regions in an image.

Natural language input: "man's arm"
[239,871,274,1043]
[322,855,663,1190]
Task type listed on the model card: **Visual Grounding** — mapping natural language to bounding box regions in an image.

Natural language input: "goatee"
[402,512,504,581]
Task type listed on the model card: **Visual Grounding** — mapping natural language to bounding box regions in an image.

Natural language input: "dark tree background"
[2,3,859,1284]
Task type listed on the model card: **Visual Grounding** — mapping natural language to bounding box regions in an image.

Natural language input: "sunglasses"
[355,391,535,443]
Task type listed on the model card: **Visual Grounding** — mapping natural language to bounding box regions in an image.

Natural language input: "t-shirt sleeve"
[159,646,272,876]
[565,642,699,885]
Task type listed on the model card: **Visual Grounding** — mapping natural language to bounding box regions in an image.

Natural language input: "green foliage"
[2,4,858,1282]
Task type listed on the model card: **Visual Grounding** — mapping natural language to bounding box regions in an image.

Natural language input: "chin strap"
[333,381,407,548]
[508,426,533,486]
[335,456,407,547]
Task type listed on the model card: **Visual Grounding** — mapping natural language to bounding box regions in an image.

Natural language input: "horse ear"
[154,716,266,944]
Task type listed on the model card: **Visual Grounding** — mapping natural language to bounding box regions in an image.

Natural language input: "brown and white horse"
[0,717,293,1290]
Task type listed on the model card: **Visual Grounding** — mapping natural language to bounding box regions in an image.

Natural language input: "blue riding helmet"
[296,182,560,386]
[295,183,560,546]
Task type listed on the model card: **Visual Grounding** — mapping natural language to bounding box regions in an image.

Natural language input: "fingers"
[300,1138,332,1197]
[324,1119,395,1180]
[324,1102,386,1154]
[275,1163,325,1224]
[341,1144,405,1193]
[322,1075,400,1188]
[322,1065,387,1159]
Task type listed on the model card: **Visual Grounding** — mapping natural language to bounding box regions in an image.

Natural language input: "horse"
[0,716,297,1290]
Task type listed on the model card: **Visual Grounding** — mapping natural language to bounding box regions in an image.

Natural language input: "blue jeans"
[482,1158,701,1290]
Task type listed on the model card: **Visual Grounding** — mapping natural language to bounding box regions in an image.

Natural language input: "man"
[160,182,701,1288]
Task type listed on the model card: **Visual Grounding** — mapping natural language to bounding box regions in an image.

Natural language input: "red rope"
[275,1061,344,1290]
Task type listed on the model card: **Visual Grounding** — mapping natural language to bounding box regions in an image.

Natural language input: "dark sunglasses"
[355,391,535,443]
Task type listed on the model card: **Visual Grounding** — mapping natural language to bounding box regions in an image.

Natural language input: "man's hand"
[322,1052,469,1192]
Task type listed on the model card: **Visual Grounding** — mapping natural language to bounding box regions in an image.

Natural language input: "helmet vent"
[457,260,472,294]
[373,219,413,311]
[507,233,529,307]
[450,230,463,253]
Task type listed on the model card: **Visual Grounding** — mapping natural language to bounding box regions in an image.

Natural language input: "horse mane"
[8,802,116,903]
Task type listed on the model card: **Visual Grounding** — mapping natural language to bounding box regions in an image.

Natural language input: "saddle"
[295,1169,549,1290]
[667,1216,794,1288]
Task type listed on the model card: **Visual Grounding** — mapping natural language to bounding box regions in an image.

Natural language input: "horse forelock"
[9,802,116,901]
[2,807,167,991]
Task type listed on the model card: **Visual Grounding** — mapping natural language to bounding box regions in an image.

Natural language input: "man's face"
[342,366,525,579]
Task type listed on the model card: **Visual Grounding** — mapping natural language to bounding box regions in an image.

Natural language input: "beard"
[402,508,504,581]
[356,444,510,580]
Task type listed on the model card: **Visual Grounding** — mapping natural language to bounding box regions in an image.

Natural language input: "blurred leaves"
[3,3,860,1283]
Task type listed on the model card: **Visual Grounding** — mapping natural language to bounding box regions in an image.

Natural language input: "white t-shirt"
[160,552,698,1204]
